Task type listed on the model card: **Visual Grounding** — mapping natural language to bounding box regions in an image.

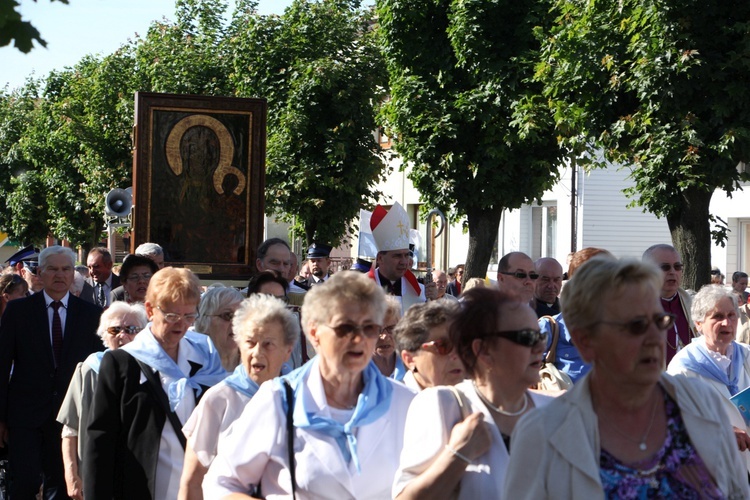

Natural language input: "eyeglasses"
[597,313,676,335]
[208,311,234,322]
[659,263,684,272]
[380,325,396,336]
[124,273,152,283]
[156,306,199,324]
[106,325,140,336]
[322,322,383,339]
[23,262,39,275]
[498,271,539,280]
[487,329,548,347]
[420,338,454,355]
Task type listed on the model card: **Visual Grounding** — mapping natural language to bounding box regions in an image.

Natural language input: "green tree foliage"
[0,81,49,243]
[2,0,384,250]
[377,0,564,281]
[539,0,750,290]
[229,0,388,246]
[132,0,233,95]
[0,0,68,53]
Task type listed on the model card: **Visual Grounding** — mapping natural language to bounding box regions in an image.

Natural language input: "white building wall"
[578,166,671,259]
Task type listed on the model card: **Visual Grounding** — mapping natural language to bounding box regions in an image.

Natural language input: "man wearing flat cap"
[305,243,333,288]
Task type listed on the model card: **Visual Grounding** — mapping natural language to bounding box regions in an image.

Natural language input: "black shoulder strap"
[283,380,297,498]
[131,355,187,450]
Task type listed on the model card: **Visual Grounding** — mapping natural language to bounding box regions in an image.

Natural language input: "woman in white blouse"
[178,294,297,499]
[393,287,554,499]
[204,271,416,499]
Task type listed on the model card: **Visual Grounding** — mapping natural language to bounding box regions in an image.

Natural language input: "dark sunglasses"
[598,313,676,335]
[659,263,684,272]
[420,338,454,355]
[499,271,539,280]
[208,311,235,322]
[106,325,140,336]
[323,323,382,339]
[488,329,548,347]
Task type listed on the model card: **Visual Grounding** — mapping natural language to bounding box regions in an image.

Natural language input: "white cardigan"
[204,358,416,499]
[667,338,750,472]
[503,372,750,499]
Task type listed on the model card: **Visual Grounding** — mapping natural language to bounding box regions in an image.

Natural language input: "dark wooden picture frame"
[132,92,267,279]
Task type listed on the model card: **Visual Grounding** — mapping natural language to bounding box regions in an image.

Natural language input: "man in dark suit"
[446,263,464,297]
[82,247,121,307]
[0,245,103,499]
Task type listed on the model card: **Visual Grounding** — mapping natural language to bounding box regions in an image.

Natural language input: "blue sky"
[1,0,293,90]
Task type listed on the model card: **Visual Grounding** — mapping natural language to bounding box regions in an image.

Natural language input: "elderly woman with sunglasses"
[179,294,298,500]
[56,301,148,499]
[204,271,415,499]
[393,299,463,391]
[84,268,227,499]
[504,258,749,499]
[393,288,553,499]
[668,284,750,473]
[193,286,245,371]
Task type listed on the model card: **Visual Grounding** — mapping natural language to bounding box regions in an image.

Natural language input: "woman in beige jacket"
[504,257,749,499]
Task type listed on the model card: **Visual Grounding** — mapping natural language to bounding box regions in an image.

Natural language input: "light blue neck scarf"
[672,339,744,396]
[223,364,260,399]
[124,326,228,410]
[85,350,107,374]
[391,355,407,382]
[277,358,393,473]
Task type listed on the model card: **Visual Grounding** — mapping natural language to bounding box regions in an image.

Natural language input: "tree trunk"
[463,205,503,286]
[666,187,713,292]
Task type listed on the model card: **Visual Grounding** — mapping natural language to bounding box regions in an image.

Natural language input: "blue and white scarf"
[671,338,745,396]
[123,325,228,411]
[223,364,260,399]
[276,358,393,473]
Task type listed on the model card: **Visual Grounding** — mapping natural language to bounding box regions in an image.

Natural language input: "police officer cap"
[5,245,39,266]
[307,243,332,259]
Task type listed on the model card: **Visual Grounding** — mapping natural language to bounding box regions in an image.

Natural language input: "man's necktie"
[97,283,106,307]
[51,301,63,367]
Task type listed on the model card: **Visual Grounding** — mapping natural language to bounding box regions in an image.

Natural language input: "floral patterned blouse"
[599,388,725,499]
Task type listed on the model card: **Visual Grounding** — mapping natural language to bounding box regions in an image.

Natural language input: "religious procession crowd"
[2,201,750,499]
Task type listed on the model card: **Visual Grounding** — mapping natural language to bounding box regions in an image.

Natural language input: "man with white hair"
[0,245,102,498]
[134,242,166,269]
[431,270,458,302]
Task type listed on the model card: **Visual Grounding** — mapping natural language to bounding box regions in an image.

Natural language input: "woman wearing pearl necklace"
[393,287,556,499]
[504,257,749,498]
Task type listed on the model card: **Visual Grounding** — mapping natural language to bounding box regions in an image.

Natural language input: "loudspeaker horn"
[104,188,133,217]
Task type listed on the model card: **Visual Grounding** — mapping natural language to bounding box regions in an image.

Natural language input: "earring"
[412,366,418,373]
